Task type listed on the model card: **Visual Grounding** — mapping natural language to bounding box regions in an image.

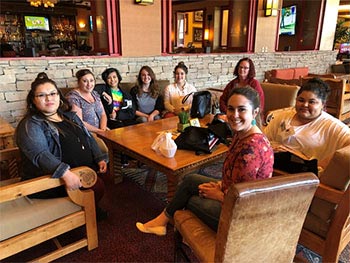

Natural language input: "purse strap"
[182,92,195,104]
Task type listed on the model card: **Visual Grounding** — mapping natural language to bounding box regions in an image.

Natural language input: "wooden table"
[98,115,228,200]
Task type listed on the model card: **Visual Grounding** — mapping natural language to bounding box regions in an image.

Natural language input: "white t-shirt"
[264,107,350,168]
[163,82,196,113]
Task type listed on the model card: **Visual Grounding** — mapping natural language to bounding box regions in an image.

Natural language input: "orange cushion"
[293,67,309,79]
[271,69,295,80]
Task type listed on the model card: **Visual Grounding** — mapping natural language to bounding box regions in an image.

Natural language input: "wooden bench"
[0,147,98,262]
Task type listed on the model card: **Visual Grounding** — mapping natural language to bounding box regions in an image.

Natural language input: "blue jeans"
[165,174,221,231]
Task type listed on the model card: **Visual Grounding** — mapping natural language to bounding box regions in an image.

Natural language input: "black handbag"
[182,91,211,118]
[174,126,219,154]
[207,116,233,145]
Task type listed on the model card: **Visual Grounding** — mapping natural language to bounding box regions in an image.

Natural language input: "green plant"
[178,110,189,124]
[334,19,350,48]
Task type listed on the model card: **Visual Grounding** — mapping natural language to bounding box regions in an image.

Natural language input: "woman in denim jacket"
[16,73,109,220]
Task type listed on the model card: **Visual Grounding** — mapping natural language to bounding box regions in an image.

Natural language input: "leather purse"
[174,126,218,154]
[182,91,212,118]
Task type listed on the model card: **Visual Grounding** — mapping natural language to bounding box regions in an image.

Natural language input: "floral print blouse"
[222,133,274,192]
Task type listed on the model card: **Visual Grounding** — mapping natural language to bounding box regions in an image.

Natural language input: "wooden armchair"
[0,147,98,262]
[174,173,319,262]
[298,145,350,262]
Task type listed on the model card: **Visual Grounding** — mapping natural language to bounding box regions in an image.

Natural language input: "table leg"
[145,168,157,192]
[166,174,178,202]
[104,140,123,184]
[113,150,123,184]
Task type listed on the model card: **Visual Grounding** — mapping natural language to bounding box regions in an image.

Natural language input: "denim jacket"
[16,110,108,180]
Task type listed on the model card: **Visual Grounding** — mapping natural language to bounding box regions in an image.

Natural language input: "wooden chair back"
[174,173,319,263]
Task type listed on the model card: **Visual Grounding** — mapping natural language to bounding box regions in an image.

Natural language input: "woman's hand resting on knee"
[198,181,224,202]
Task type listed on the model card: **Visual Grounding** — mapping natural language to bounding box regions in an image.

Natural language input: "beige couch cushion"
[320,144,350,191]
[0,197,82,241]
[303,145,350,238]
[261,82,300,115]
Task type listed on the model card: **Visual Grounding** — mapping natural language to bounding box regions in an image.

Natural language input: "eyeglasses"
[239,66,250,70]
[34,91,59,99]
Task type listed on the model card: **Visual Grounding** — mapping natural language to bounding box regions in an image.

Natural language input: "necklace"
[46,113,62,122]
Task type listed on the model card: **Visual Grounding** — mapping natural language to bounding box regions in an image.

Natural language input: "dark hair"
[228,86,260,111]
[76,69,95,81]
[173,61,188,75]
[233,57,256,79]
[26,72,71,116]
[297,77,330,103]
[102,67,122,85]
[136,65,160,98]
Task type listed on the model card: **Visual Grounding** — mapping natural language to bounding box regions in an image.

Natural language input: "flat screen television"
[279,5,296,36]
[24,16,50,31]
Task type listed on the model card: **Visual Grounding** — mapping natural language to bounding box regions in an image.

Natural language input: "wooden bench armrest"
[0,166,97,207]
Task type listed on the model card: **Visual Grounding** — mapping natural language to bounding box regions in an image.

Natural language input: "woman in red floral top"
[136,87,274,235]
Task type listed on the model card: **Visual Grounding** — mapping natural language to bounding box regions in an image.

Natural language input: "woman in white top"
[264,78,350,172]
[163,61,196,118]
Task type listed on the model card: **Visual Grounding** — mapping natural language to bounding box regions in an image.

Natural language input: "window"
[170,0,257,53]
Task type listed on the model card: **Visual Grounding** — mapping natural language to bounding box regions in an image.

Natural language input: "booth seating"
[60,79,170,97]
[298,144,350,263]
[265,67,309,82]
[0,147,98,262]
[174,173,319,263]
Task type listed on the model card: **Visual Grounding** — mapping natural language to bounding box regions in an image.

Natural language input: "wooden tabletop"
[99,115,228,172]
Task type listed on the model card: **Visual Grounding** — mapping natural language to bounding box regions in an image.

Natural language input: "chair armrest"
[0,166,97,205]
[314,183,344,204]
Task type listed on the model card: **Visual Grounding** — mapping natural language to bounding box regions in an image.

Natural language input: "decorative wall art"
[194,10,203,22]
[193,27,203,42]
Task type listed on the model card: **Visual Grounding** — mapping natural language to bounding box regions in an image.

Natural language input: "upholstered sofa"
[265,67,309,81]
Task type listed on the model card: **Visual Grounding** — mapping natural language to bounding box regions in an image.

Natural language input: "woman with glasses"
[219,58,264,117]
[15,73,109,221]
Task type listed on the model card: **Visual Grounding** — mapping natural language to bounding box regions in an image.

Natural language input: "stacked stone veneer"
[0,50,337,127]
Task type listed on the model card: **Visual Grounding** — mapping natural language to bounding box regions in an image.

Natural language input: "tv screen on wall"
[24,16,50,31]
[279,5,296,35]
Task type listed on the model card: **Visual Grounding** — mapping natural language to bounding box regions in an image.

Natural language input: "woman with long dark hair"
[16,73,109,220]
[130,65,164,123]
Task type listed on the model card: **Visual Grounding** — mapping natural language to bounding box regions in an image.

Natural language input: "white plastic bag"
[151,132,166,153]
[151,132,177,158]
[159,132,177,158]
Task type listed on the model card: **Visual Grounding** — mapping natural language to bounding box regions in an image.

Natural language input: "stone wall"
[0,50,337,127]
